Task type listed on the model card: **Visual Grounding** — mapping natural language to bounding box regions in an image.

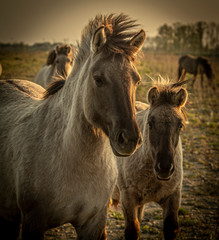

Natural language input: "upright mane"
[43,14,142,99]
[56,44,73,55]
[74,13,141,67]
[148,78,188,122]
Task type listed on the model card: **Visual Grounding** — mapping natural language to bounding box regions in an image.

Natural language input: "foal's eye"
[94,76,104,87]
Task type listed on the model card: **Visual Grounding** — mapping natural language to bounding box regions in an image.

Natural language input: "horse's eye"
[136,80,141,86]
[179,123,183,130]
[94,76,104,87]
[56,60,59,64]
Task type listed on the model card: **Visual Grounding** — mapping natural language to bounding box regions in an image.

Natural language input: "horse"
[112,78,189,240]
[178,54,216,91]
[135,100,149,112]
[34,44,74,87]
[0,13,145,240]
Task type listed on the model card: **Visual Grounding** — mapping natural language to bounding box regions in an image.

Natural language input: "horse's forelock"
[56,44,73,56]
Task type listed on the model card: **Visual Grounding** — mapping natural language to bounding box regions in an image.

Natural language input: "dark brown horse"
[178,55,216,90]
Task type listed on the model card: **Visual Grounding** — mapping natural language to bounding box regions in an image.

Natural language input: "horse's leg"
[121,191,140,240]
[178,68,185,81]
[0,216,21,240]
[160,189,181,240]
[21,208,46,240]
[191,75,196,89]
[75,208,107,240]
[137,205,145,222]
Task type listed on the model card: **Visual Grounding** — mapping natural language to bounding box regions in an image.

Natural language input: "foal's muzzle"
[155,162,175,181]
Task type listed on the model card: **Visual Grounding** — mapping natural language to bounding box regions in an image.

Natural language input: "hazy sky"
[1,0,219,44]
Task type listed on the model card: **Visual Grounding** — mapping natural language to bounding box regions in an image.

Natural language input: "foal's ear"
[148,87,159,105]
[91,25,106,53]
[175,88,188,107]
[130,29,146,54]
[47,50,56,65]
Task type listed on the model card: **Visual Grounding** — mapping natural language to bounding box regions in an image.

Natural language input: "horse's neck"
[44,58,107,154]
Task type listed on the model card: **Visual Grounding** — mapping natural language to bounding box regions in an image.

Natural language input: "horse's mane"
[43,79,65,99]
[56,44,73,56]
[43,13,141,99]
[74,13,141,67]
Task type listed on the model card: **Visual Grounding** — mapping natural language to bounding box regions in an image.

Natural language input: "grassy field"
[0,50,218,239]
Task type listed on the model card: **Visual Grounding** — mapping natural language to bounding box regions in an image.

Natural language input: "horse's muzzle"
[110,129,142,157]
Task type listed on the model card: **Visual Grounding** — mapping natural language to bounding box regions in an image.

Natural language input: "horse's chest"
[137,175,179,204]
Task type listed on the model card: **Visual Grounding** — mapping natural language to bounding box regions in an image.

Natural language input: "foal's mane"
[150,78,189,122]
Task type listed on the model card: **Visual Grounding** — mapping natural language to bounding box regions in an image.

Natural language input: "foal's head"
[83,16,146,157]
[147,81,188,180]
[47,44,74,78]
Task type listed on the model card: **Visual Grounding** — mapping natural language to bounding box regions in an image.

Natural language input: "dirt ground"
[0,51,218,239]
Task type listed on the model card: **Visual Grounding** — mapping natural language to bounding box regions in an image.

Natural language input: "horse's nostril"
[118,131,126,148]
[157,162,161,171]
[170,163,174,172]
[137,134,143,146]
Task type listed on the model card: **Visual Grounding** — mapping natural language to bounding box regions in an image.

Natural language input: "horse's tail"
[178,67,182,81]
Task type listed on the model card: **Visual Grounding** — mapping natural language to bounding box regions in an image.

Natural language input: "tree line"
[145,21,219,56]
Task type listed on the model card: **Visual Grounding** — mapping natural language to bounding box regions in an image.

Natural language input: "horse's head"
[84,25,146,157]
[47,44,74,79]
[147,82,188,180]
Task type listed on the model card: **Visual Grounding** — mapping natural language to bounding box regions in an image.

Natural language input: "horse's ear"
[67,45,72,54]
[175,88,188,107]
[91,25,106,53]
[148,87,159,105]
[47,50,56,65]
[56,45,60,54]
[130,29,146,54]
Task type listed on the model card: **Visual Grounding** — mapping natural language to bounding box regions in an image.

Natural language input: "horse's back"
[135,101,149,112]
[0,79,45,101]
[179,55,197,73]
